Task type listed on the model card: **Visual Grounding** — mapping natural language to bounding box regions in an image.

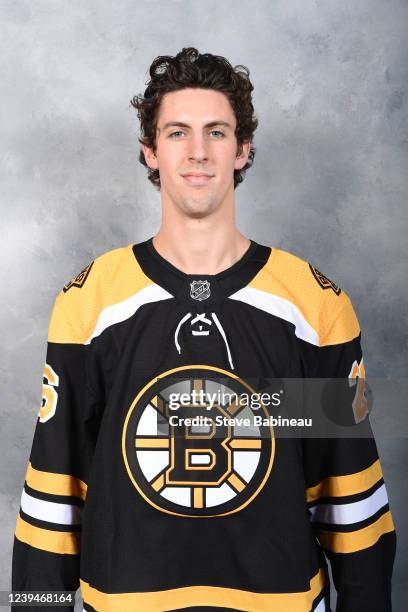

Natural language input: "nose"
[187,133,209,163]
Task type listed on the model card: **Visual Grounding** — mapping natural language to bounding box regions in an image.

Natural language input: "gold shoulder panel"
[250,248,360,346]
[48,244,153,344]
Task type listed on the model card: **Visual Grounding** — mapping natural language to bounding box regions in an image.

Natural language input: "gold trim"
[26,462,87,500]
[229,439,262,450]
[193,379,203,393]
[185,449,215,471]
[80,567,325,612]
[228,473,246,493]
[15,515,80,555]
[135,438,170,449]
[151,474,165,492]
[193,488,204,508]
[317,511,395,553]
[306,459,382,503]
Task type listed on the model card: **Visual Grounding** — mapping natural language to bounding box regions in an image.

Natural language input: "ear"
[142,144,159,170]
[234,141,251,171]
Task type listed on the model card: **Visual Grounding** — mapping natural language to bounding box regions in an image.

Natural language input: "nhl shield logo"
[190,280,211,301]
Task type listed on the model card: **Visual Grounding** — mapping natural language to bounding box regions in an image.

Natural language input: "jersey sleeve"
[11,265,103,611]
[301,293,397,612]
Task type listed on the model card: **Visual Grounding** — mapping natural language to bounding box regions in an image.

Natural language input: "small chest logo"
[190,280,211,301]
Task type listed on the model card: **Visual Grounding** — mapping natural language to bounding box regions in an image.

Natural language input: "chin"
[177,196,220,218]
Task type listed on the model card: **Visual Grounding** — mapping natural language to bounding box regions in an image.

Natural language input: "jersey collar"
[132,237,271,306]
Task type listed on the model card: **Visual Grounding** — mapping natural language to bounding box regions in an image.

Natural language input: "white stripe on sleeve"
[309,484,388,525]
[21,489,82,525]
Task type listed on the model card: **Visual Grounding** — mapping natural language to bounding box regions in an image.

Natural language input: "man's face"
[143,88,250,218]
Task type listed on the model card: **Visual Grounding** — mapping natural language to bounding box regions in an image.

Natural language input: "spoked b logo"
[122,365,275,517]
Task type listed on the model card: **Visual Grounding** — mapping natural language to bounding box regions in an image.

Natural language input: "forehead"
[156,88,236,126]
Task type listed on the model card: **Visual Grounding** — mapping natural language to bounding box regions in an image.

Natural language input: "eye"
[210,130,225,138]
[169,130,185,138]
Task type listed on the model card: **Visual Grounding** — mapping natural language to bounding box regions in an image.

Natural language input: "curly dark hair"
[130,47,258,190]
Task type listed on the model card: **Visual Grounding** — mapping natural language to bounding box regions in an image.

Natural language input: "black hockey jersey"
[12,238,396,611]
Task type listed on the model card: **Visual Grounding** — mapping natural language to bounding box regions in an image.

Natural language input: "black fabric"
[327,532,396,612]
[12,239,396,611]
[133,237,271,302]
[12,538,78,611]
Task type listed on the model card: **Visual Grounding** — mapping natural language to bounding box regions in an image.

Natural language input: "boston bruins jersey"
[12,238,396,611]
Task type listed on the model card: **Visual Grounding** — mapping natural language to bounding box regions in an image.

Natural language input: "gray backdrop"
[1,0,407,610]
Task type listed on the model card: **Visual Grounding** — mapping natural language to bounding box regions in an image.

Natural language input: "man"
[12,48,396,611]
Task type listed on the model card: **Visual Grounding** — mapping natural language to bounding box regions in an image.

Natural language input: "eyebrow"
[159,120,233,131]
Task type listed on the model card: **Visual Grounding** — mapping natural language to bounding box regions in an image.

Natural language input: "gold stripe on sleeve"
[317,511,395,553]
[26,462,87,501]
[15,515,80,555]
[306,459,383,503]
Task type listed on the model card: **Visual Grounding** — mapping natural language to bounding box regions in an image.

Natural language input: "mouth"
[181,173,214,185]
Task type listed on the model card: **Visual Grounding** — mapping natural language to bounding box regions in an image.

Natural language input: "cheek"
[215,145,238,170]
[156,151,178,176]
[164,146,186,169]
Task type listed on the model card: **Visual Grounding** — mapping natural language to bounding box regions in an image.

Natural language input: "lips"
[181,173,214,185]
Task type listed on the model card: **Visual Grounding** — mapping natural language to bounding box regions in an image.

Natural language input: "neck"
[153,203,250,275]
